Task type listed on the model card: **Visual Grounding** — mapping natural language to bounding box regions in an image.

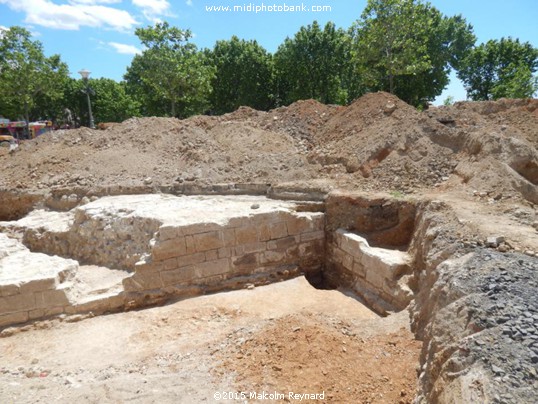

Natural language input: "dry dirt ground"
[0,277,419,403]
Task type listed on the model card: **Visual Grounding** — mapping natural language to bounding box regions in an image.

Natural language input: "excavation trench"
[0,192,419,326]
[0,191,426,401]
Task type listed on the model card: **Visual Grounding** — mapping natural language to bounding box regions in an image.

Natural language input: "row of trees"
[1,0,537,126]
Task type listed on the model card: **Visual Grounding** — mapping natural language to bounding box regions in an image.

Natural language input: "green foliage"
[352,0,475,107]
[458,38,538,100]
[127,22,214,118]
[443,95,455,106]
[274,21,352,105]
[208,36,274,114]
[0,26,69,123]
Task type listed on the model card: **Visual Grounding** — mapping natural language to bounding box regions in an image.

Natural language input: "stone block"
[300,230,325,242]
[0,283,21,297]
[235,226,258,244]
[159,225,178,241]
[28,308,46,320]
[342,254,354,271]
[257,223,272,242]
[194,231,224,252]
[205,249,218,261]
[153,237,187,261]
[185,235,196,254]
[177,252,206,268]
[352,260,366,278]
[194,258,230,278]
[0,293,36,313]
[231,253,259,274]
[180,222,223,236]
[123,272,163,292]
[0,311,29,327]
[222,229,236,247]
[286,216,310,236]
[218,247,231,259]
[19,278,57,294]
[269,222,288,239]
[365,267,385,289]
[267,236,298,251]
[260,250,286,265]
[163,258,178,271]
[35,290,69,308]
[235,242,266,255]
[161,266,196,285]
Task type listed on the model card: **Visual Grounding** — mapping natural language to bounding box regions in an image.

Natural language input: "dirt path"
[0,277,419,403]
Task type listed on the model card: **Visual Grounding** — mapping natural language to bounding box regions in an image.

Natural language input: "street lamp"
[78,68,95,129]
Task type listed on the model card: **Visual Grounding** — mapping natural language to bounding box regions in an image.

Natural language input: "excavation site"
[1,93,538,403]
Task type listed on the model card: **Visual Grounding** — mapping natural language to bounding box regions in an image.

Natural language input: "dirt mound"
[216,313,420,403]
[1,91,537,205]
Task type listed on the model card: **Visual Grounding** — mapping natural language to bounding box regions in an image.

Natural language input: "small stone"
[250,203,260,209]
[497,244,510,253]
[143,177,153,185]
[491,365,505,374]
[486,236,505,248]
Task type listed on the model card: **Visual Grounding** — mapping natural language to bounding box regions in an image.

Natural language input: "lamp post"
[78,69,95,129]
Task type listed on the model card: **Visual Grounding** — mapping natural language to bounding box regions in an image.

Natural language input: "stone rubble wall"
[0,234,79,328]
[325,229,413,314]
[123,211,325,298]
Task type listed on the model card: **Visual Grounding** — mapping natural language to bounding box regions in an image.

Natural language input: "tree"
[274,21,352,105]
[127,22,214,118]
[457,38,538,100]
[0,26,69,127]
[352,0,475,106]
[208,36,273,114]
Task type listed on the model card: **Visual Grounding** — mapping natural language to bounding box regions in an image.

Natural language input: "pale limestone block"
[152,237,187,261]
[193,231,224,252]
[185,235,196,254]
[161,266,196,285]
[163,258,178,271]
[0,284,21,297]
[257,223,272,242]
[235,226,258,245]
[19,278,57,294]
[260,250,286,265]
[269,222,288,239]
[123,272,163,291]
[181,222,223,236]
[342,254,354,271]
[286,216,310,236]
[0,311,29,327]
[300,230,325,242]
[267,236,297,251]
[158,225,178,241]
[1,293,36,313]
[352,260,366,278]
[194,258,230,278]
[218,247,231,259]
[222,229,236,247]
[205,249,218,261]
[35,290,69,308]
[28,308,45,320]
[177,252,206,268]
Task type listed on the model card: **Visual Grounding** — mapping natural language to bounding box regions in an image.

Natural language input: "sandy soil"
[0,277,419,403]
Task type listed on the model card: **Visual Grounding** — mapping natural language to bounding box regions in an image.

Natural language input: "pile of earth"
[1,92,537,205]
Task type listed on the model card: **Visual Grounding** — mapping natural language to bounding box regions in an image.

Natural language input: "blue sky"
[0,0,537,103]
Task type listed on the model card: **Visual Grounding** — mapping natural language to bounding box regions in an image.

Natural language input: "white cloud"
[108,41,141,55]
[68,0,121,4]
[186,0,192,6]
[132,0,171,21]
[0,0,139,31]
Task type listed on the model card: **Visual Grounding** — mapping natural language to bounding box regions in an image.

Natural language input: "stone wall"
[123,210,325,300]
[325,229,413,314]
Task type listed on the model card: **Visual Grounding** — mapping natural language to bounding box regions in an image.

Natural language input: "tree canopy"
[208,36,274,114]
[351,0,475,106]
[458,38,538,100]
[274,21,351,105]
[0,26,69,124]
[127,22,214,118]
